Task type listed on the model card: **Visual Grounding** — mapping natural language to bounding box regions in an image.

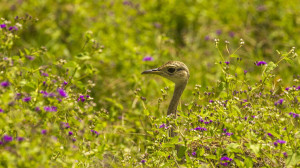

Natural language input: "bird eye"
[168,68,175,73]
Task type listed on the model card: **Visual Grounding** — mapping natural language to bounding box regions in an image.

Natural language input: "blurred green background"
[1,0,300,166]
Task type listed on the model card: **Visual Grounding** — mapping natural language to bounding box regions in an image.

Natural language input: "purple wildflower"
[63,81,68,85]
[296,86,300,90]
[0,24,6,28]
[43,81,46,86]
[275,99,284,106]
[68,131,73,136]
[244,70,248,75]
[285,87,290,91]
[72,138,76,142]
[41,129,47,135]
[192,152,196,156]
[41,72,49,77]
[44,106,57,112]
[256,61,267,66]
[142,56,153,61]
[25,55,35,60]
[194,127,207,131]
[224,61,230,65]
[0,141,3,145]
[267,133,273,137]
[221,156,232,161]
[8,26,18,31]
[220,162,228,166]
[3,135,13,142]
[141,160,146,164]
[78,95,86,102]
[1,81,10,87]
[168,155,171,159]
[277,140,286,144]
[274,142,278,147]
[57,88,67,98]
[159,123,166,128]
[61,122,70,129]
[17,137,24,141]
[0,108,3,113]
[223,128,227,132]
[205,35,210,40]
[283,152,288,157]
[229,31,235,38]
[209,100,214,103]
[23,96,31,102]
[216,29,222,35]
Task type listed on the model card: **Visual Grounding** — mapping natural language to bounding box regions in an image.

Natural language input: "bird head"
[142,61,190,85]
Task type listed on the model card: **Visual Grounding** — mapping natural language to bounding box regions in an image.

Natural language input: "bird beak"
[141,68,160,75]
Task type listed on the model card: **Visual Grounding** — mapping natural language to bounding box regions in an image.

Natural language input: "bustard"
[142,61,190,137]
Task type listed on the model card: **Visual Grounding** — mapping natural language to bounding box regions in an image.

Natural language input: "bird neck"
[167,81,187,116]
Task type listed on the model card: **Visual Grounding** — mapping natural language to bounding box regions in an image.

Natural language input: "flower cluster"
[220,156,233,166]
[194,127,207,131]
[288,112,299,118]
[44,106,57,112]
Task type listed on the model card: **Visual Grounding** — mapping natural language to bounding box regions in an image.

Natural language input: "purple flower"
[223,128,227,132]
[277,140,286,144]
[225,132,233,136]
[41,72,48,77]
[91,129,99,135]
[274,142,278,147]
[275,99,284,106]
[229,31,235,38]
[23,96,31,102]
[78,95,86,102]
[72,138,76,142]
[57,88,67,98]
[192,152,196,156]
[159,123,166,128]
[283,152,288,157]
[220,162,228,166]
[1,81,10,87]
[3,135,13,142]
[285,87,290,91]
[168,155,171,159]
[17,137,24,141]
[44,106,57,112]
[194,127,207,131]
[244,70,248,75]
[8,26,18,31]
[0,108,3,113]
[267,133,273,137]
[224,61,230,65]
[0,24,6,28]
[209,100,214,103]
[41,129,47,134]
[256,61,267,66]
[43,81,46,86]
[296,86,300,90]
[61,122,70,129]
[141,160,146,164]
[63,81,68,85]
[142,56,153,61]
[68,131,73,136]
[220,156,232,161]
[25,55,35,60]
[216,29,222,35]
[0,141,3,145]
[205,35,210,40]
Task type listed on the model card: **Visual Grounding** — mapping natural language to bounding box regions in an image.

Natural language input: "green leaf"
[177,146,186,158]
[286,151,300,167]
[245,157,253,167]
[162,143,175,148]
[249,144,260,156]
[263,61,277,76]
[185,152,192,164]
[226,143,241,153]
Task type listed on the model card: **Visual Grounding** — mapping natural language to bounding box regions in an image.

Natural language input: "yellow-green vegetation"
[0,0,300,167]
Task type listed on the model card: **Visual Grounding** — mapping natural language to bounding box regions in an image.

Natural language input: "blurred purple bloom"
[43,81,46,86]
[221,156,232,161]
[168,155,171,159]
[225,132,233,136]
[224,61,230,65]
[141,160,146,164]
[289,112,299,118]
[0,24,6,28]
[35,107,40,111]
[229,31,235,38]
[17,137,24,141]
[78,95,86,102]
[0,108,3,113]
[209,100,214,103]
[275,99,284,106]
[57,88,67,98]
[296,86,300,90]
[1,81,10,87]
[23,96,31,102]
[216,29,222,35]
[285,87,290,91]
[9,26,18,31]
[252,115,256,118]
[44,106,57,112]
[41,129,47,134]
[267,133,273,137]
[143,56,153,61]
[205,35,210,40]
[283,152,288,157]
[63,81,68,85]
[244,70,248,75]
[159,123,166,128]
[256,61,267,66]
[61,122,70,129]
[25,55,35,60]
[274,142,278,147]
[72,138,76,142]
[194,127,207,131]
[41,72,48,77]
[68,131,73,136]
[223,128,227,132]
[220,162,228,166]
[3,135,13,142]
[0,141,3,145]
[192,152,196,156]
[277,140,286,144]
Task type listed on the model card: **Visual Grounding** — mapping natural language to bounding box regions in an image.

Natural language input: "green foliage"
[0,0,300,167]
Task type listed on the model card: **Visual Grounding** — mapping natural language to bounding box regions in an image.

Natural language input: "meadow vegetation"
[0,0,300,167]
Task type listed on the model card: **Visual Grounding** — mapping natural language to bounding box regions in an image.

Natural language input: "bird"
[142,61,190,137]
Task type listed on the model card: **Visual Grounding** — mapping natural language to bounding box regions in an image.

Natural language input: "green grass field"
[0,0,300,167]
